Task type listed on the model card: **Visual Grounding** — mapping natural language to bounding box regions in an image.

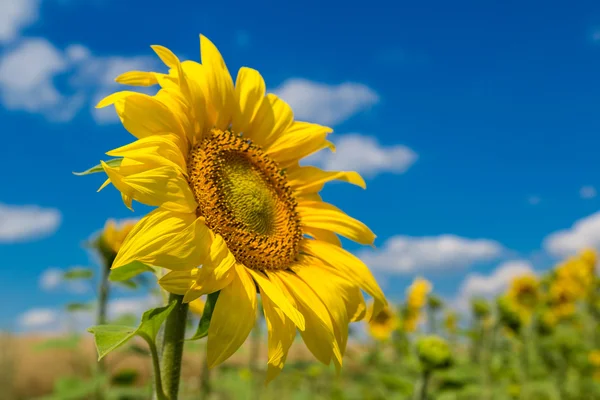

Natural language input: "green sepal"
[109,261,156,282]
[63,267,93,280]
[189,291,220,340]
[73,158,122,176]
[88,300,177,361]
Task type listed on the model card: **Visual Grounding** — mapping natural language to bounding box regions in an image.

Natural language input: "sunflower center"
[187,129,302,270]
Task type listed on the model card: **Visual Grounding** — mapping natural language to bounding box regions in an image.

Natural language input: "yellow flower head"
[507,274,539,317]
[89,35,386,382]
[100,219,137,254]
[368,303,399,341]
[589,350,600,367]
[580,248,597,267]
[402,311,420,333]
[406,277,432,310]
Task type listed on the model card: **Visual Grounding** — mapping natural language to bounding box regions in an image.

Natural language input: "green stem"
[419,369,431,400]
[161,294,189,400]
[147,339,167,400]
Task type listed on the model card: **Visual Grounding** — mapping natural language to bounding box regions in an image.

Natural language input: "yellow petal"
[346,287,367,322]
[180,61,208,143]
[159,269,198,295]
[302,226,342,247]
[200,35,235,130]
[294,262,357,358]
[286,165,366,194]
[301,239,387,317]
[266,122,333,165]
[113,93,186,143]
[101,161,197,214]
[113,209,210,271]
[248,94,294,150]
[246,269,305,330]
[115,71,159,86]
[106,134,187,174]
[261,287,296,384]
[187,234,237,297]
[232,67,266,136]
[298,200,376,245]
[275,271,339,366]
[207,265,257,368]
[96,91,138,109]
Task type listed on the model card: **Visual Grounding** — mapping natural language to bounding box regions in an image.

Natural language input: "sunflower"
[92,35,386,381]
[406,277,431,310]
[367,304,399,341]
[443,311,458,335]
[99,219,137,256]
[507,274,539,319]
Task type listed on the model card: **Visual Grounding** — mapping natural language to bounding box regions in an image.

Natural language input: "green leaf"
[189,291,219,340]
[109,261,155,282]
[66,302,93,312]
[88,301,177,360]
[73,158,122,176]
[88,325,137,360]
[63,267,93,280]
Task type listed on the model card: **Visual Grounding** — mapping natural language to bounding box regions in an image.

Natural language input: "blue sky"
[2,0,600,331]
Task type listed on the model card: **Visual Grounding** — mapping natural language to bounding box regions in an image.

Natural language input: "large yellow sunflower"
[92,35,386,381]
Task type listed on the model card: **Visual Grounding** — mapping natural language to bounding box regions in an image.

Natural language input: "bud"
[416,335,452,370]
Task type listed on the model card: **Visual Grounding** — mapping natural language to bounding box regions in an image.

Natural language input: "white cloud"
[0,38,157,122]
[543,211,600,257]
[580,185,597,199]
[38,267,89,294]
[0,203,61,243]
[18,308,58,329]
[454,260,534,312]
[0,0,39,43]
[39,268,63,291]
[274,78,379,126]
[359,234,504,274]
[305,133,417,177]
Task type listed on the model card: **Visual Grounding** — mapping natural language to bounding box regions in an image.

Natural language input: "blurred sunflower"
[368,304,399,341]
[406,277,431,310]
[91,35,386,381]
[98,219,137,257]
[507,274,539,319]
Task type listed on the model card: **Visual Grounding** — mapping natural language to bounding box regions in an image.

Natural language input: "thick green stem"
[161,294,189,400]
[419,369,431,400]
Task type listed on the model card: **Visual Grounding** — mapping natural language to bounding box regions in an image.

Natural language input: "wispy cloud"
[359,234,504,274]
[528,196,541,206]
[305,133,417,177]
[17,308,58,330]
[274,79,379,126]
[0,0,39,44]
[0,38,157,121]
[0,203,61,243]
[39,267,90,294]
[580,185,597,199]
[543,211,600,257]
